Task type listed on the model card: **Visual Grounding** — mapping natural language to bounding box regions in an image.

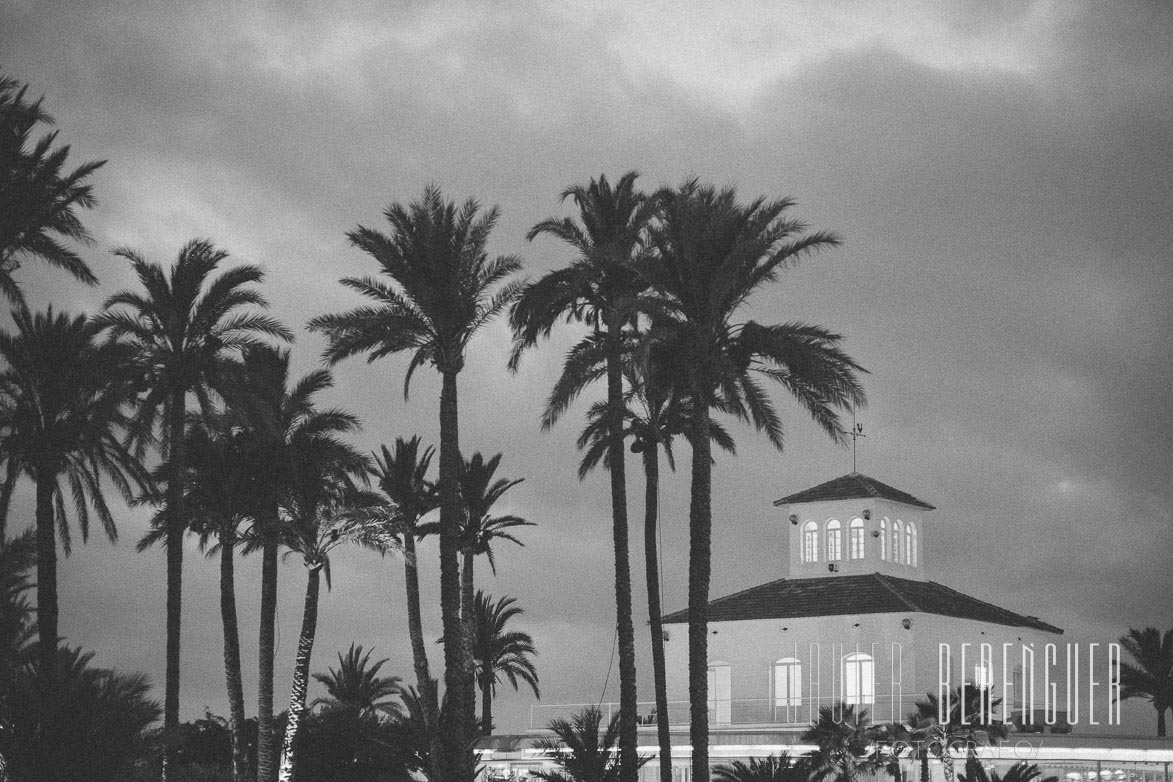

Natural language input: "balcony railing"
[530,695,920,732]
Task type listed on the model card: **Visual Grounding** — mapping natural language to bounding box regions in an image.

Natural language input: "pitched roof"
[773,473,936,510]
[661,573,1061,633]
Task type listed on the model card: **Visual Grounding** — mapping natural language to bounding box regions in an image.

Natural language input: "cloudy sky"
[2,0,1171,735]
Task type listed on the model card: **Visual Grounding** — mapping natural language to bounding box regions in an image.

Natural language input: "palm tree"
[2,645,161,782]
[801,704,877,782]
[227,345,360,782]
[471,591,539,734]
[510,171,657,782]
[140,413,254,782]
[456,451,532,623]
[533,705,647,782]
[0,309,150,683]
[913,687,1009,782]
[0,74,104,307]
[1119,627,1173,736]
[369,436,441,762]
[276,464,393,782]
[95,239,290,776]
[312,643,407,720]
[712,754,809,782]
[643,180,867,779]
[577,345,735,782]
[959,762,1059,782]
[309,185,523,781]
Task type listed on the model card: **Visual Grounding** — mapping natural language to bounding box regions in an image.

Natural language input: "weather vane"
[849,411,865,473]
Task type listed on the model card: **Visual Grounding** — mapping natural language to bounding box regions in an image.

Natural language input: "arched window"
[908,523,918,566]
[880,518,887,560]
[849,517,865,560]
[892,520,903,564]
[843,652,875,705]
[774,657,802,709]
[802,521,818,562]
[708,661,731,724]
[905,523,913,565]
[826,519,842,561]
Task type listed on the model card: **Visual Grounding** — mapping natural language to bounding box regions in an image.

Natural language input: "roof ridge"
[873,572,921,612]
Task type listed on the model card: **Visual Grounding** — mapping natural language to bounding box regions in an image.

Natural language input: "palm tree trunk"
[643,446,672,782]
[163,395,187,781]
[402,531,441,775]
[277,563,322,782]
[606,330,638,782]
[482,663,494,735]
[687,400,713,782]
[920,752,930,782]
[438,368,475,781]
[219,535,248,782]
[1158,706,1167,737]
[34,471,57,682]
[461,550,474,624]
[257,511,279,782]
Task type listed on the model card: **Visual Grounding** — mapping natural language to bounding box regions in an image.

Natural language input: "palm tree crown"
[312,643,407,720]
[0,74,104,306]
[1119,627,1173,737]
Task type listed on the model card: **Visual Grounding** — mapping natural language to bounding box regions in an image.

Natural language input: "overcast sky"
[2,0,1171,735]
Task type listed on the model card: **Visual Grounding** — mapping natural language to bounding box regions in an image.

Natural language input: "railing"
[530,695,920,732]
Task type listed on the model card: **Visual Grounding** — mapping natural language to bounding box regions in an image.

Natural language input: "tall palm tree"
[309,186,523,781]
[370,436,441,760]
[95,239,291,778]
[0,74,104,307]
[643,180,866,780]
[140,413,254,782]
[471,591,539,735]
[510,171,657,781]
[456,452,532,623]
[276,441,388,782]
[576,345,735,782]
[228,345,359,782]
[312,643,407,720]
[801,704,877,782]
[1119,627,1173,737]
[0,309,150,683]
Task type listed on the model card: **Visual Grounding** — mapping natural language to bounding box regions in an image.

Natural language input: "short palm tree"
[643,180,866,780]
[913,687,1008,782]
[0,309,150,682]
[0,74,104,307]
[95,239,290,776]
[533,705,645,782]
[802,704,877,782]
[227,345,358,782]
[370,436,441,750]
[511,171,657,782]
[276,443,388,782]
[312,643,407,720]
[309,185,523,781]
[471,591,539,735]
[456,451,532,622]
[1119,627,1173,736]
[576,343,735,782]
[712,754,810,782]
[2,645,161,782]
[959,762,1059,782]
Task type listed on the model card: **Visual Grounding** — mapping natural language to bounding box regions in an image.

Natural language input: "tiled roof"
[773,473,936,510]
[661,573,1061,633]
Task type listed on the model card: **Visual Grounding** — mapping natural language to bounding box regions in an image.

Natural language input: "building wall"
[784,499,928,581]
[662,611,1085,729]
